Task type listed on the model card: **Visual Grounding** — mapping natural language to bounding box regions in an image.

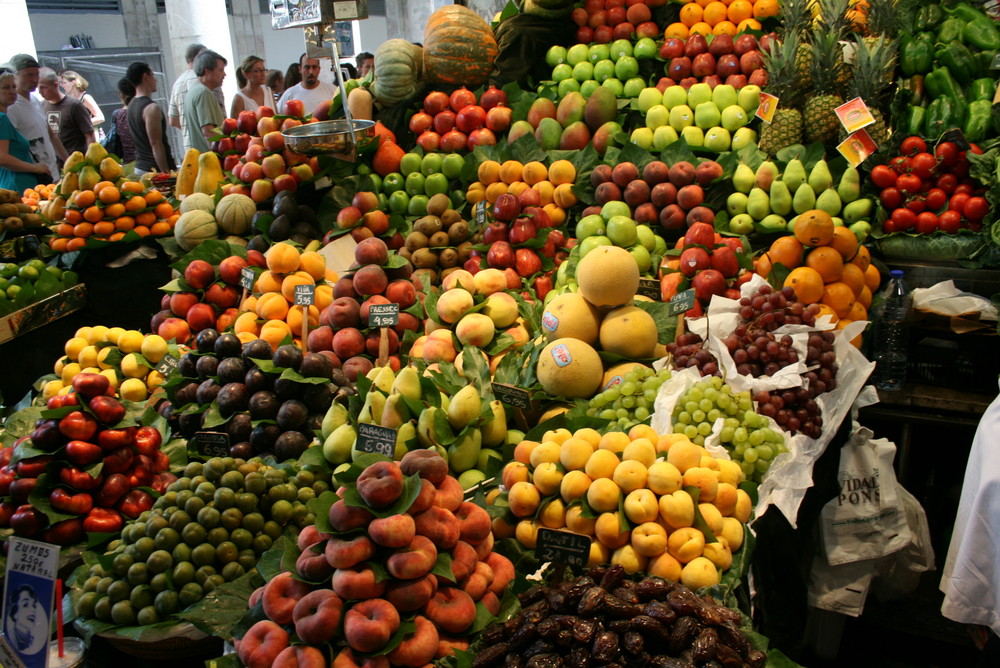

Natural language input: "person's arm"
[82,93,105,126]
[276,89,289,115]
[74,103,95,148]
[230,93,244,119]
[168,84,182,129]
[0,139,49,176]
[144,104,172,172]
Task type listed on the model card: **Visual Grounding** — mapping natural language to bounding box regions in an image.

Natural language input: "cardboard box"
[0,284,86,345]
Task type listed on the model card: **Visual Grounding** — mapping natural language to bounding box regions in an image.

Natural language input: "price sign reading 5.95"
[293,284,316,306]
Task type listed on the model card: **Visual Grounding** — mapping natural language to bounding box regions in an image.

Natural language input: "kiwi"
[427,231,450,247]
[448,221,470,244]
[426,193,451,216]
[441,209,463,226]
[438,248,459,268]
[404,231,428,252]
[411,248,438,269]
[414,215,443,236]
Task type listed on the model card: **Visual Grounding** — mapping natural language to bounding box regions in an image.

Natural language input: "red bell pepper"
[94,474,130,508]
[50,487,94,515]
[58,411,98,441]
[98,427,136,451]
[71,372,110,399]
[133,426,162,456]
[82,507,123,533]
[65,440,103,467]
[59,466,104,491]
[88,395,126,425]
[117,489,153,519]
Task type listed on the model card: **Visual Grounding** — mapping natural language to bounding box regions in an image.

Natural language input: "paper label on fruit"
[541,311,559,332]
[835,97,875,133]
[293,284,315,306]
[550,344,573,367]
[755,93,778,123]
[836,128,877,168]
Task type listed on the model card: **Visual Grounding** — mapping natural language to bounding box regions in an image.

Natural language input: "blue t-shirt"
[0,112,37,192]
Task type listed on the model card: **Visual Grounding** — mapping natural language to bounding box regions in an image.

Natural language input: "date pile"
[474,565,763,668]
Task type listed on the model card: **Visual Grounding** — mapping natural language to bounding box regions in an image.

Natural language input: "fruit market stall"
[0,0,996,665]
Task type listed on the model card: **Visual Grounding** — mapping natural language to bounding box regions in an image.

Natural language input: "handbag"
[101,117,123,158]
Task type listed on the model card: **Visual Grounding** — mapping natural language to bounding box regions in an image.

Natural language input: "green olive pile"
[73,457,326,627]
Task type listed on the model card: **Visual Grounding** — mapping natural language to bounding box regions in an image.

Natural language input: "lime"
[267,484,296,503]
[230,528,253,551]
[172,561,196,587]
[238,549,257,571]
[144,514,168,538]
[136,606,159,626]
[7,285,22,299]
[130,585,154,610]
[182,522,207,547]
[154,590,179,617]
[191,543,216,567]
[94,596,112,622]
[111,600,136,626]
[184,495,205,517]
[27,259,45,273]
[112,553,134,577]
[195,481,216,501]
[171,478,192,492]
[0,263,16,279]
[107,580,131,603]
[252,534,272,555]
[16,265,37,282]
[269,500,293,524]
[83,575,101,593]
[203,459,226,481]
[263,520,282,540]
[296,487,315,504]
[204,574,226,593]
[220,470,244,490]
[183,462,204,478]
[95,577,115,596]
[236,493,258,514]
[126,562,150,586]
[242,512,264,534]
[77,591,99,618]
[134,536,156,560]
[213,488,235,510]
[244,472,266,496]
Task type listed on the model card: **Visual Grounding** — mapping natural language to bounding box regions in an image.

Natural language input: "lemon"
[145,370,165,388]
[41,379,63,400]
[120,353,149,379]
[64,336,89,361]
[140,334,168,364]
[105,326,126,345]
[100,368,119,390]
[87,325,110,344]
[60,362,82,385]
[78,345,99,369]
[118,329,144,353]
[97,346,115,370]
[119,378,148,401]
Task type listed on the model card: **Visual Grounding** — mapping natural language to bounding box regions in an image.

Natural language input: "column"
[164,0,238,112]
[229,0,266,66]
[0,0,37,58]
[121,0,162,52]
[385,0,450,44]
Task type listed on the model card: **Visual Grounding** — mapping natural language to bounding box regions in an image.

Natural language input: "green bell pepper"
[924,97,967,137]
[907,105,927,137]
[916,4,944,30]
[964,100,992,143]
[925,67,967,105]
[937,18,966,44]
[901,32,935,76]
[970,78,997,102]
[936,43,978,84]
[944,2,1000,51]
[903,75,926,106]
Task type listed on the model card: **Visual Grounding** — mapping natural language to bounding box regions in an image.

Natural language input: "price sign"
[293,284,316,306]
[637,278,661,301]
[836,128,878,168]
[2,537,59,668]
[474,200,488,228]
[155,354,179,377]
[356,423,396,457]
[755,93,778,123]
[491,382,531,409]
[194,432,231,459]
[835,97,875,134]
[991,52,1000,69]
[368,303,399,328]
[939,128,971,151]
[536,528,590,570]
[240,266,255,291]
[667,288,697,316]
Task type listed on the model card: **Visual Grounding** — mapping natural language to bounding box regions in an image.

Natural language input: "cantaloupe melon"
[179,192,216,214]
[599,305,658,358]
[537,338,603,399]
[576,246,640,308]
[174,210,218,250]
[541,293,602,344]
[215,193,256,235]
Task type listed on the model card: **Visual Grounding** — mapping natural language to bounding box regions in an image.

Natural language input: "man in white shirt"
[5,54,65,179]
[169,43,225,148]
[277,53,335,117]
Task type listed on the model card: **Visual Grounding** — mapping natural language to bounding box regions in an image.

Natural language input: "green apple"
[573,61,595,82]
[407,194,429,217]
[694,101,721,130]
[631,127,654,150]
[668,105,694,132]
[728,213,755,235]
[662,85,688,110]
[580,79,601,98]
[405,171,425,196]
[552,63,573,82]
[558,78,581,97]
[731,127,757,150]
[607,215,638,247]
[424,172,449,197]
[420,152,443,176]
[721,105,749,132]
[703,126,731,152]
[382,172,404,193]
[629,244,652,273]
[399,152,422,176]
[634,37,657,60]
[614,56,639,80]
[576,214,606,239]
[681,126,704,147]
[687,83,713,108]
[579,235,612,257]
[646,104,669,130]
[567,43,590,66]
[638,87,663,113]
[653,234,668,255]
[610,39,633,61]
[712,84,738,110]
[588,44,611,64]
[726,192,749,216]
[601,201,631,221]
[546,45,568,68]
[602,78,624,98]
[593,59,616,82]
[738,85,762,113]
[653,125,679,150]
[441,153,464,179]
[623,77,646,99]
[636,224,656,251]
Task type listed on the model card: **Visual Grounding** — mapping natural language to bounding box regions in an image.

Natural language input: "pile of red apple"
[660,221,750,314]
[571,0,667,44]
[0,373,173,545]
[311,238,423,379]
[235,451,513,668]
[409,87,512,154]
[151,252,267,346]
[211,104,321,203]
[587,159,724,231]
[473,193,567,290]
[657,33,769,91]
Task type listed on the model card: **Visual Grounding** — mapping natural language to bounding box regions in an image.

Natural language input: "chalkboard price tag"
[474,200,488,228]
[991,52,1000,70]
[356,423,396,457]
[536,528,590,569]
[491,382,531,409]
[194,431,231,459]
[368,303,399,328]
[637,278,661,300]
[155,354,179,377]
[939,128,971,151]
[240,267,255,291]
[667,288,697,316]
[293,284,316,306]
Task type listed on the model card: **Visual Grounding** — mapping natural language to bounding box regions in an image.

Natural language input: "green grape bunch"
[586,365,673,429]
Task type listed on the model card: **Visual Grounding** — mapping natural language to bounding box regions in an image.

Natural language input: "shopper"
[356,51,374,78]
[110,77,136,163]
[4,54,63,180]
[277,53,335,117]
[0,68,49,190]
[266,69,284,106]
[230,55,275,117]
[184,50,226,153]
[59,70,105,141]
[127,62,174,173]
[284,62,301,90]
[169,43,225,146]
[38,68,94,155]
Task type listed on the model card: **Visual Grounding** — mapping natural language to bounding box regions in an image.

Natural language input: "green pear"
[792,183,816,214]
[843,198,873,222]
[391,366,422,401]
[815,188,842,216]
[755,161,778,192]
[320,402,348,440]
[808,159,833,192]
[758,214,788,234]
[733,163,756,194]
[769,180,792,216]
[712,84,738,110]
[727,192,749,216]
[478,448,502,472]
[729,213,755,235]
[380,394,411,429]
[747,187,771,221]
[849,220,872,243]
[323,423,356,465]
[358,391,386,425]
[668,105,694,132]
[395,422,416,460]
[447,428,482,473]
[481,400,507,447]
[417,407,442,447]
[370,365,396,394]
[447,385,482,430]
[458,469,487,490]
[786,215,798,233]
[838,166,860,203]
[783,159,806,192]
[506,429,526,446]
[832,216,843,226]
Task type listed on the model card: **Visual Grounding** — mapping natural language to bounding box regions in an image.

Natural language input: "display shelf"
[0,284,86,345]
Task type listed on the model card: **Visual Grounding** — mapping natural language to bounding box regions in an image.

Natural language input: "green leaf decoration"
[278,367,331,385]
[306,490,338,535]
[470,601,497,634]
[176,569,265,639]
[431,552,456,583]
[369,619,416,657]
[257,535,288,581]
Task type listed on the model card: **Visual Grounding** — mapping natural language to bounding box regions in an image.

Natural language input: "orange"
[857,285,872,309]
[135,211,156,226]
[848,300,867,322]
[125,195,147,212]
[783,266,824,304]
[755,252,773,278]
[93,221,115,237]
[703,1,728,25]
[680,2,704,26]
[54,223,75,237]
[149,221,171,236]
[166,214,180,227]
[664,22,690,39]
[821,282,856,319]
[712,20,737,35]
[522,161,548,185]
[839,262,866,296]
[73,222,94,237]
[104,203,126,218]
[477,160,501,185]
[794,210,835,247]
[767,236,804,269]
[50,237,69,252]
[696,0,714,7]
[144,189,164,205]
[851,245,871,272]
[83,206,104,223]
[829,226,859,261]
[109,231,126,242]
[132,225,151,237]
[73,190,96,208]
[752,0,779,18]
[499,160,523,185]
[737,17,762,31]
[863,263,880,291]
[154,202,174,219]
[120,181,144,194]
[689,21,713,36]
[98,186,121,204]
[727,0,753,22]
[815,303,839,323]
[64,209,82,225]
[115,216,136,231]
[805,246,844,283]
[92,180,114,194]
[548,159,576,185]
[67,238,87,252]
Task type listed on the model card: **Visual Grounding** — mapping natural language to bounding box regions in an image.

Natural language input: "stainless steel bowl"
[282,119,377,159]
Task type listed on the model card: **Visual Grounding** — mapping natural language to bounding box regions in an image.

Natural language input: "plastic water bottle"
[871,269,910,391]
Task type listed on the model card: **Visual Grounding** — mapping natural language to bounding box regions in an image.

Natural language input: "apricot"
[585,448,620,480]
[720,516,745,551]
[623,488,659,524]
[647,552,682,582]
[587,478,621,513]
[529,440,561,468]
[659,489,695,529]
[666,438,702,473]
[668,527,706,564]
[565,505,597,536]
[631,521,668,558]
[532,462,564,496]
[613,460,649,494]
[647,460,682,495]
[594,511,630,550]
[682,466,719,502]
[611,544,648,574]
[515,518,539,548]
[508,481,541,518]
[266,242,301,274]
[560,470,592,503]
[680,556,720,589]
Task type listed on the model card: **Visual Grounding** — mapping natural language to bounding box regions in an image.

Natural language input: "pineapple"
[840,35,897,144]
[862,0,899,37]
[816,0,853,86]
[777,0,817,83]
[759,33,805,155]
[803,29,846,145]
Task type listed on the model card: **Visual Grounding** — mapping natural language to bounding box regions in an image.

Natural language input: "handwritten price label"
[194,432,231,459]
[293,284,316,306]
[155,354,179,377]
[368,303,399,328]
[637,278,661,301]
[536,528,590,569]
[240,266,255,291]
[667,288,697,316]
[491,382,531,409]
[356,423,396,457]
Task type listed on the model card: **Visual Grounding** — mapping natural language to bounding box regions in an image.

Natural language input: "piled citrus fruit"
[467,158,576,227]
[667,0,775,38]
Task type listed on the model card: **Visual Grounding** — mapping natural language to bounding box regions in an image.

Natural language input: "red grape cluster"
[666,332,719,377]
[737,284,819,331]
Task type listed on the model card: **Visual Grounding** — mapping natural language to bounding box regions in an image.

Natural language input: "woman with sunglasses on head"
[230,56,275,118]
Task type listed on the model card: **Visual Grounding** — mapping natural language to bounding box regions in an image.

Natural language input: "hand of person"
[34,164,52,179]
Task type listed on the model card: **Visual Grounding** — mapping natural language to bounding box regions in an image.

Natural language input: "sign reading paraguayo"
[2,537,59,668]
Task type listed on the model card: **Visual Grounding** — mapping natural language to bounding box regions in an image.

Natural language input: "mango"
[534,117,563,150]
[559,121,591,150]
[507,120,534,144]
[592,121,623,155]
[556,91,586,127]
[526,97,557,129]
[584,86,617,132]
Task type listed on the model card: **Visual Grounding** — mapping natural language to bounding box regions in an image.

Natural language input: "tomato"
[880,187,903,209]
[936,173,958,194]
[915,212,939,234]
[954,183,975,196]
[935,142,959,169]
[910,152,937,180]
[905,197,927,213]
[949,192,971,212]
[897,173,922,195]
[870,165,898,189]
[900,136,927,156]
[963,196,989,222]
[889,156,912,174]
[938,210,962,233]
[891,207,917,230]
[952,160,969,179]
[924,188,947,211]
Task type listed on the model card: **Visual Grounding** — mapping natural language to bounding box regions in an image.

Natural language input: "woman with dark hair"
[266,69,284,107]
[284,62,302,90]
[231,55,275,117]
[110,77,136,163]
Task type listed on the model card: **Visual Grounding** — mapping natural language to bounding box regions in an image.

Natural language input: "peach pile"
[236,452,513,668]
[494,426,751,589]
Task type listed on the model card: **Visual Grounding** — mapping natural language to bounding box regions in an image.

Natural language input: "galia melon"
[577,246,640,308]
[537,338,603,399]
[174,210,218,251]
[541,293,602,344]
[215,193,256,235]
[179,192,215,214]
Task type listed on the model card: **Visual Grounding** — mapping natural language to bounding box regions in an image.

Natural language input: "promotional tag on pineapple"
[755,93,779,123]
[2,537,59,668]
[536,528,590,570]
[836,129,878,168]
[835,97,875,134]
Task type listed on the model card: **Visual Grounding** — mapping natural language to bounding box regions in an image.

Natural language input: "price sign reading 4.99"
[536,528,591,570]
[194,432,230,459]
[368,303,399,328]
[293,284,316,306]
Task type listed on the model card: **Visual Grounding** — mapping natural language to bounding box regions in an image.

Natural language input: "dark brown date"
[473,641,510,668]
[525,640,556,658]
[669,616,701,655]
[715,644,744,667]
[631,615,672,644]
[648,657,695,668]
[592,630,619,662]
[519,587,546,607]
[571,618,598,644]
[599,564,626,591]
[525,653,563,668]
[577,587,606,616]
[537,618,561,640]
[510,623,539,651]
[666,588,703,617]
[716,625,752,658]
[635,576,673,601]
[607,620,631,634]
[504,655,525,668]
[483,623,505,645]
[623,631,645,655]
[567,646,591,668]
[545,589,567,612]
[642,601,677,626]
[748,649,767,668]
[692,628,719,663]
[698,602,742,627]
[603,595,641,619]
[557,629,573,646]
